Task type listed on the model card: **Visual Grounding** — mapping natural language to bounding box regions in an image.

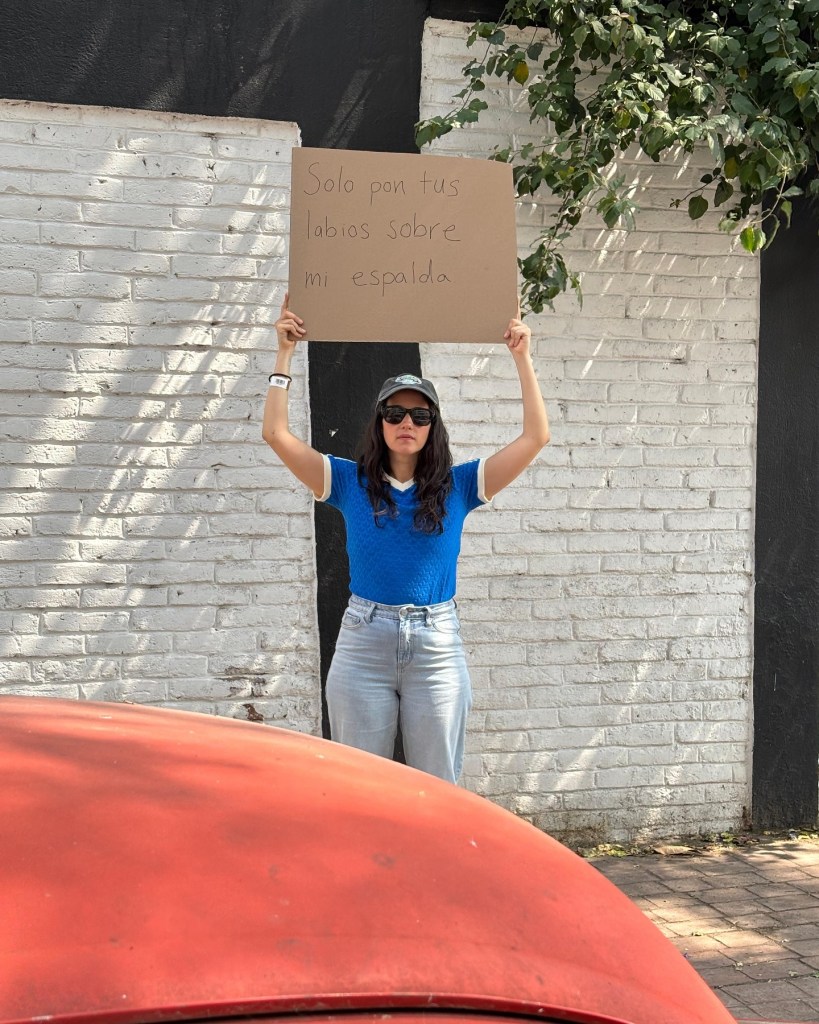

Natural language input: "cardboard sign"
[288,147,518,344]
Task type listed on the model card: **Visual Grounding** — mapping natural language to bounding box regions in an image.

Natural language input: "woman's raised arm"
[261,293,326,498]
[482,315,550,501]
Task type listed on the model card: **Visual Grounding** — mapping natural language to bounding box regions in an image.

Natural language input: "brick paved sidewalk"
[593,839,819,1023]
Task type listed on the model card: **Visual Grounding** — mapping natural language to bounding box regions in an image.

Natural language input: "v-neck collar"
[386,474,415,492]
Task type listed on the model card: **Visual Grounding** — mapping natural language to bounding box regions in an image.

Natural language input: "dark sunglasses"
[381,404,434,427]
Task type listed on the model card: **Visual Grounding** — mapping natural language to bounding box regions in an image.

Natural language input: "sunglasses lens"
[382,405,433,426]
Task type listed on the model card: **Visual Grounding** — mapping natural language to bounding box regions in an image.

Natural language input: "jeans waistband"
[349,594,457,621]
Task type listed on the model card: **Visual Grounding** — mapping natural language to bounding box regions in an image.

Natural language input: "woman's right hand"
[275,291,306,352]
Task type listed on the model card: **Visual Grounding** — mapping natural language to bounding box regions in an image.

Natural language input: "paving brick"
[722,978,814,1003]
[711,899,774,919]
[593,842,819,1020]
[791,975,819,996]
[725,913,780,931]
[782,938,819,957]
[712,930,779,948]
[738,958,815,981]
[753,883,813,898]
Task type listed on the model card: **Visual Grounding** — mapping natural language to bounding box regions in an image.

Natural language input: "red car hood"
[0,698,735,1024]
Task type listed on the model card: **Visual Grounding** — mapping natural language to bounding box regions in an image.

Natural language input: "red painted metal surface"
[1,697,737,1024]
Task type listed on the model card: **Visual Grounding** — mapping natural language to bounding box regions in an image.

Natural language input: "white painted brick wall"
[0,100,321,733]
[422,19,756,843]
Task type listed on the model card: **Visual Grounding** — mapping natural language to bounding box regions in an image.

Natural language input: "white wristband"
[268,374,291,391]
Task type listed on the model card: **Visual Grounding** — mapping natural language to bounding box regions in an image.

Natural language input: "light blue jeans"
[326,595,472,783]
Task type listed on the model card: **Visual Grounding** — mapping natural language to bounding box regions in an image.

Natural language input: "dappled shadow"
[420,17,758,841]
[0,100,319,726]
[595,843,819,1019]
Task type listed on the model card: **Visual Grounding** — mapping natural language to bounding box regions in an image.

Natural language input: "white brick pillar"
[421,18,757,843]
[0,100,321,734]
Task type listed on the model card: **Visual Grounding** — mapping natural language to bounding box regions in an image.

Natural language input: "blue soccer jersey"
[318,455,489,605]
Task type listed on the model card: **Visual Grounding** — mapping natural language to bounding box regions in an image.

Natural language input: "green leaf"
[714,179,734,206]
[707,132,725,165]
[730,92,757,116]
[513,61,530,85]
[660,63,684,87]
[475,21,505,44]
[761,57,792,75]
[688,195,709,220]
[614,107,632,129]
[602,204,620,229]
[739,225,766,252]
[415,119,450,147]
[438,0,819,307]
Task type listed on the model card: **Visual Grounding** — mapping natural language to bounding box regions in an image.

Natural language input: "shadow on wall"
[418,34,759,837]
[0,102,321,728]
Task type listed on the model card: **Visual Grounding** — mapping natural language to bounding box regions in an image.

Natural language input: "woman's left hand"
[503,316,531,357]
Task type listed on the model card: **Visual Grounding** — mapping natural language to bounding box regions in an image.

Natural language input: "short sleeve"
[452,459,489,513]
[314,455,332,502]
[320,455,357,510]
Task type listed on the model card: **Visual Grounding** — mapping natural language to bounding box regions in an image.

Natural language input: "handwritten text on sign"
[288,147,518,344]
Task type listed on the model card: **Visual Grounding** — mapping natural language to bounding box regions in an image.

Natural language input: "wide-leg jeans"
[326,594,473,783]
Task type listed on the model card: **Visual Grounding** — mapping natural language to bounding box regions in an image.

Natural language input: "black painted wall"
[753,195,819,827]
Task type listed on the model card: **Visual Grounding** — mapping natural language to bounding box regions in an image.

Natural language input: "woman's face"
[380,388,433,460]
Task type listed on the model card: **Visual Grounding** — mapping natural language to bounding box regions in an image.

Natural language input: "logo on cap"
[394,374,422,386]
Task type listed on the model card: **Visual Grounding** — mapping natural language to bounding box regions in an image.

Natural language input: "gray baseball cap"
[377,373,439,408]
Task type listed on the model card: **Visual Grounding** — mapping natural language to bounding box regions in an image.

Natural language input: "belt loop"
[364,602,376,623]
[424,607,432,627]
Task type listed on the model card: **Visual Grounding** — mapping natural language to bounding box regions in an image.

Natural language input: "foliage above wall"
[417,0,819,311]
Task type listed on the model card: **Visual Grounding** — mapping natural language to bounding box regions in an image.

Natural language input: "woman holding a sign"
[263,295,550,784]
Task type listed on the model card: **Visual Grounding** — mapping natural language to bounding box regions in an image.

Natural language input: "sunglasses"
[381,404,434,427]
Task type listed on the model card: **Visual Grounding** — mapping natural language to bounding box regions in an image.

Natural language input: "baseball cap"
[376,373,439,408]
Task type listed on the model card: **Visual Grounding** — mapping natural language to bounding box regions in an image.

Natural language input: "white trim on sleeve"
[315,454,332,502]
[477,457,491,504]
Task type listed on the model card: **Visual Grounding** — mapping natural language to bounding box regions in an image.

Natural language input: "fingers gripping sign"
[275,291,307,351]
[503,299,532,357]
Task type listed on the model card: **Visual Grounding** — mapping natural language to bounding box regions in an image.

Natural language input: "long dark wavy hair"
[356,401,453,534]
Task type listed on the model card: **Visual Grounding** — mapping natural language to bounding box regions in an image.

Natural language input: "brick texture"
[421,19,756,842]
[0,100,321,733]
